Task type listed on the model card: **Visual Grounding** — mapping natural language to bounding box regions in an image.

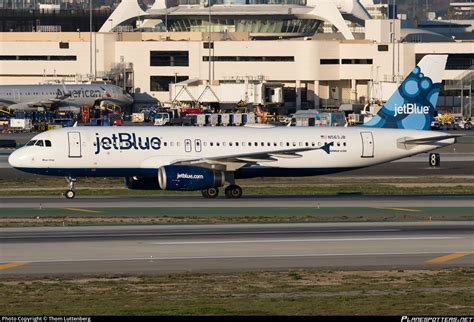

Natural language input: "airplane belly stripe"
[12,167,361,178]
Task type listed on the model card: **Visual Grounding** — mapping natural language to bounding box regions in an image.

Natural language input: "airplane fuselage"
[0,84,133,111]
[9,126,454,179]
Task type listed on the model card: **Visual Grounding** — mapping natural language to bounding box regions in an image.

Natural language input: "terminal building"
[0,0,473,117]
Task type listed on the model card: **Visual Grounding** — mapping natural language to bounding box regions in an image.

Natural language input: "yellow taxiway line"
[0,262,30,270]
[371,207,422,213]
[426,252,474,264]
[64,208,102,214]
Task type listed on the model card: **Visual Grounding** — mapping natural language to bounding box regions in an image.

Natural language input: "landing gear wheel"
[65,190,76,199]
[64,177,77,199]
[225,185,243,199]
[201,187,219,199]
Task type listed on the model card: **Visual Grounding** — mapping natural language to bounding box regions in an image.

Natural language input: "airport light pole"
[208,0,212,84]
[90,0,93,80]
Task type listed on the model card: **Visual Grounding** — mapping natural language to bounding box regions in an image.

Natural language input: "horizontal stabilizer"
[400,134,462,145]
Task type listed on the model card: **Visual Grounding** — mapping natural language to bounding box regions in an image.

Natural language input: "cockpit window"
[26,140,37,146]
[45,140,52,147]
[35,140,44,147]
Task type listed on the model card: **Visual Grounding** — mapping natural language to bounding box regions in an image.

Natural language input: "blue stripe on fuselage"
[13,166,360,178]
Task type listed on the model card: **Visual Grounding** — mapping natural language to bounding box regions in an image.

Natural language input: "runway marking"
[64,208,102,214]
[0,262,30,270]
[426,252,474,264]
[5,251,474,264]
[0,229,400,239]
[371,207,422,213]
[151,236,460,245]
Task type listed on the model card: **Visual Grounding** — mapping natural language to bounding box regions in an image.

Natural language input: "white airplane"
[8,55,459,199]
[0,83,133,112]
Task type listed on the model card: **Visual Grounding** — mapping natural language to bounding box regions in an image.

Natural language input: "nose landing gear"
[65,177,77,199]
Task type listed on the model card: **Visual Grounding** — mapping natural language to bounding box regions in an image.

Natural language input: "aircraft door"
[195,139,202,152]
[360,131,374,158]
[68,132,82,158]
[185,139,192,152]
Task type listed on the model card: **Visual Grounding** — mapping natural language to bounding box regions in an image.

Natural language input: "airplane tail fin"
[363,55,448,130]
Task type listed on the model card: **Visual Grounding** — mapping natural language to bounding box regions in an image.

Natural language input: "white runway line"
[151,236,463,245]
[3,250,474,264]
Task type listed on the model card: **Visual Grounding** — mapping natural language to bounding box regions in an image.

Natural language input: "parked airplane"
[0,83,133,112]
[8,55,459,199]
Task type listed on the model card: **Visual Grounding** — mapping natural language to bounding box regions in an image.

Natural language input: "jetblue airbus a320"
[8,55,459,199]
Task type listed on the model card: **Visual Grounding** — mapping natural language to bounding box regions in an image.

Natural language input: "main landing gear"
[200,185,243,199]
[225,185,242,199]
[65,177,77,199]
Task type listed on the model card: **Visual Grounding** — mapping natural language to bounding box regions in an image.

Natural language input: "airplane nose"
[8,149,20,168]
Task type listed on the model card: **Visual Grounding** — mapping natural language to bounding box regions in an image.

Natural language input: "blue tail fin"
[363,55,447,130]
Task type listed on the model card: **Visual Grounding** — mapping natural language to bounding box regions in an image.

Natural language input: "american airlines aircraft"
[8,55,459,199]
[0,83,133,112]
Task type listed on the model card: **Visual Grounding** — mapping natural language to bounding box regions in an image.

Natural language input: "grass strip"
[0,268,472,315]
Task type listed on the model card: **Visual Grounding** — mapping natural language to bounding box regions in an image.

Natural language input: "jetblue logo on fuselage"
[393,103,430,117]
[95,133,161,154]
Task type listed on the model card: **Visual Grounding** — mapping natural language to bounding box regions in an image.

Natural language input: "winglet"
[73,121,78,127]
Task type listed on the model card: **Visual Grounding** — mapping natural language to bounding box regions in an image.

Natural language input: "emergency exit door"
[360,131,374,158]
[68,132,82,158]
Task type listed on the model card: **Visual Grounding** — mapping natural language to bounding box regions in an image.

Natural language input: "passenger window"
[216,142,220,146]
[45,140,52,147]
[164,142,167,147]
[311,142,315,147]
[236,142,239,147]
[292,142,296,147]
[286,142,290,147]
[170,142,174,147]
[305,142,309,147]
[210,142,214,146]
[223,142,226,147]
[273,143,277,146]
[343,142,347,146]
[254,142,258,146]
[261,142,264,146]
[337,142,340,147]
[267,142,271,147]
[229,142,233,146]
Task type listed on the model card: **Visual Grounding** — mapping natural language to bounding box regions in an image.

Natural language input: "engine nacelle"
[125,176,160,190]
[158,166,225,191]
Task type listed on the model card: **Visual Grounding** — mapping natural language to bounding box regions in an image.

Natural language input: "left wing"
[172,142,334,171]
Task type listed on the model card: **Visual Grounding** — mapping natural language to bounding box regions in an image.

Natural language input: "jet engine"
[158,166,225,191]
